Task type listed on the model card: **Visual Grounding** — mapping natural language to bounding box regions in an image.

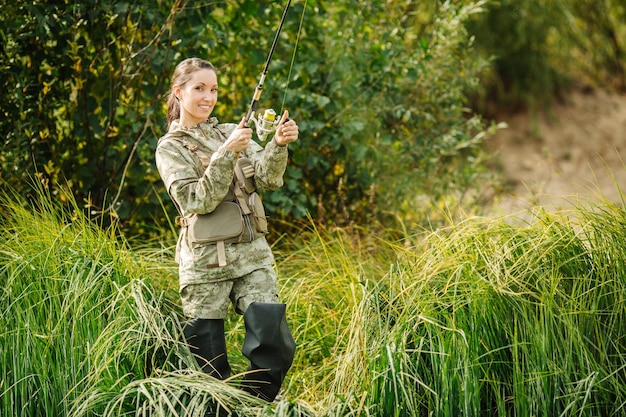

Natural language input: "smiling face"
[174,68,218,127]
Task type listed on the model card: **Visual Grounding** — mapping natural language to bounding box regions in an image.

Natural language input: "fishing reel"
[249,108,281,142]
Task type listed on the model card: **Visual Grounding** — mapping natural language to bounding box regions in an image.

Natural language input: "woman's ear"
[173,86,181,101]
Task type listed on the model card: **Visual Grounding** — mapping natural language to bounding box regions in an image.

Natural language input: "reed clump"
[0,186,274,416]
[277,208,625,416]
[1,186,624,416]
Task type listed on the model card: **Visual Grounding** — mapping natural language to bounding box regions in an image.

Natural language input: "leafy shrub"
[0,0,496,237]
[468,0,626,111]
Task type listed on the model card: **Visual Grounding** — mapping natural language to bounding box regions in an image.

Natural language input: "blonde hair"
[166,58,216,128]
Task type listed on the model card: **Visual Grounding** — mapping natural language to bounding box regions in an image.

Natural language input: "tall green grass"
[277,208,625,416]
[0,186,281,416]
[1,185,625,416]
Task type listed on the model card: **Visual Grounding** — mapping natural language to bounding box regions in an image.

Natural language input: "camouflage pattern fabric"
[155,117,289,290]
[180,266,279,319]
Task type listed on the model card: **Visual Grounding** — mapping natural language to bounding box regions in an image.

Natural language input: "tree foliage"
[0,0,492,237]
[0,0,180,235]
[4,0,622,237]
[468,0,626,111]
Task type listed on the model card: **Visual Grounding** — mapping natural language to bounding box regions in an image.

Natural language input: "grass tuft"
[2,183,625,416]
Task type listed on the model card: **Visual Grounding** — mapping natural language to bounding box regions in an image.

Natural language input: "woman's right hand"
[224,117,253,153]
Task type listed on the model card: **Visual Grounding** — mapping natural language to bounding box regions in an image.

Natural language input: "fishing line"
[281,0,308,113]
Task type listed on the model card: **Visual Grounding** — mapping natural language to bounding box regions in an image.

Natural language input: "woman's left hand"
[274,110,299,146]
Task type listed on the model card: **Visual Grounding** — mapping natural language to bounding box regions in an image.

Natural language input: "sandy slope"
[486,86,626,216]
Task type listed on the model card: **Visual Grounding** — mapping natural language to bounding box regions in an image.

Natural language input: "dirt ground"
[485,86,626,218]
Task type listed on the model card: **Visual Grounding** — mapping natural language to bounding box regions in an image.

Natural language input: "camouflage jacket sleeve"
[244,137,289,192]
[155,129,238,216]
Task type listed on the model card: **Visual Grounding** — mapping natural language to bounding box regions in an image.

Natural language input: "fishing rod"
[244,0,292,141]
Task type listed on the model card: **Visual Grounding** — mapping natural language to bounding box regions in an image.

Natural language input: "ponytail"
[166,92,180,129]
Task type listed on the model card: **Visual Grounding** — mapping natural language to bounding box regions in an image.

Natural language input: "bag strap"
[217,241,227,267]
[164,134,212,168]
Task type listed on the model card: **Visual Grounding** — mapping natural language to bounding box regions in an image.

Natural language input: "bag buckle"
[175,216,189,227]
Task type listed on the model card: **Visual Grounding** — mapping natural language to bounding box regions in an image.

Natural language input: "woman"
[155,57,298,402]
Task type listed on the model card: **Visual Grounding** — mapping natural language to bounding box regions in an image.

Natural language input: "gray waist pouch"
[187,202,244,244]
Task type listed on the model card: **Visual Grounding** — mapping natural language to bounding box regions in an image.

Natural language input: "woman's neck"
[179,115,204,128]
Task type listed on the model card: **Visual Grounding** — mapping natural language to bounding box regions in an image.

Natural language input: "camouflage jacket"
[155,117,289,286]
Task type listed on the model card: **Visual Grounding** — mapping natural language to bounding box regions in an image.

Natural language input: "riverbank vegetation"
[2,1,625,415]
[2,186,624,416]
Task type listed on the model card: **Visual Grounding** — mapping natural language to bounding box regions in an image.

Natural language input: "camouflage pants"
[180,266,279,319]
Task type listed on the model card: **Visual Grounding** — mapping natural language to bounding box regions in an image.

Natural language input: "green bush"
[468,0,626,111]
[0,0,496,237]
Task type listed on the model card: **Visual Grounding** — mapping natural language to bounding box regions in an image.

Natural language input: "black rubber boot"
[241,302,296,402]
[183,318,232,380]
